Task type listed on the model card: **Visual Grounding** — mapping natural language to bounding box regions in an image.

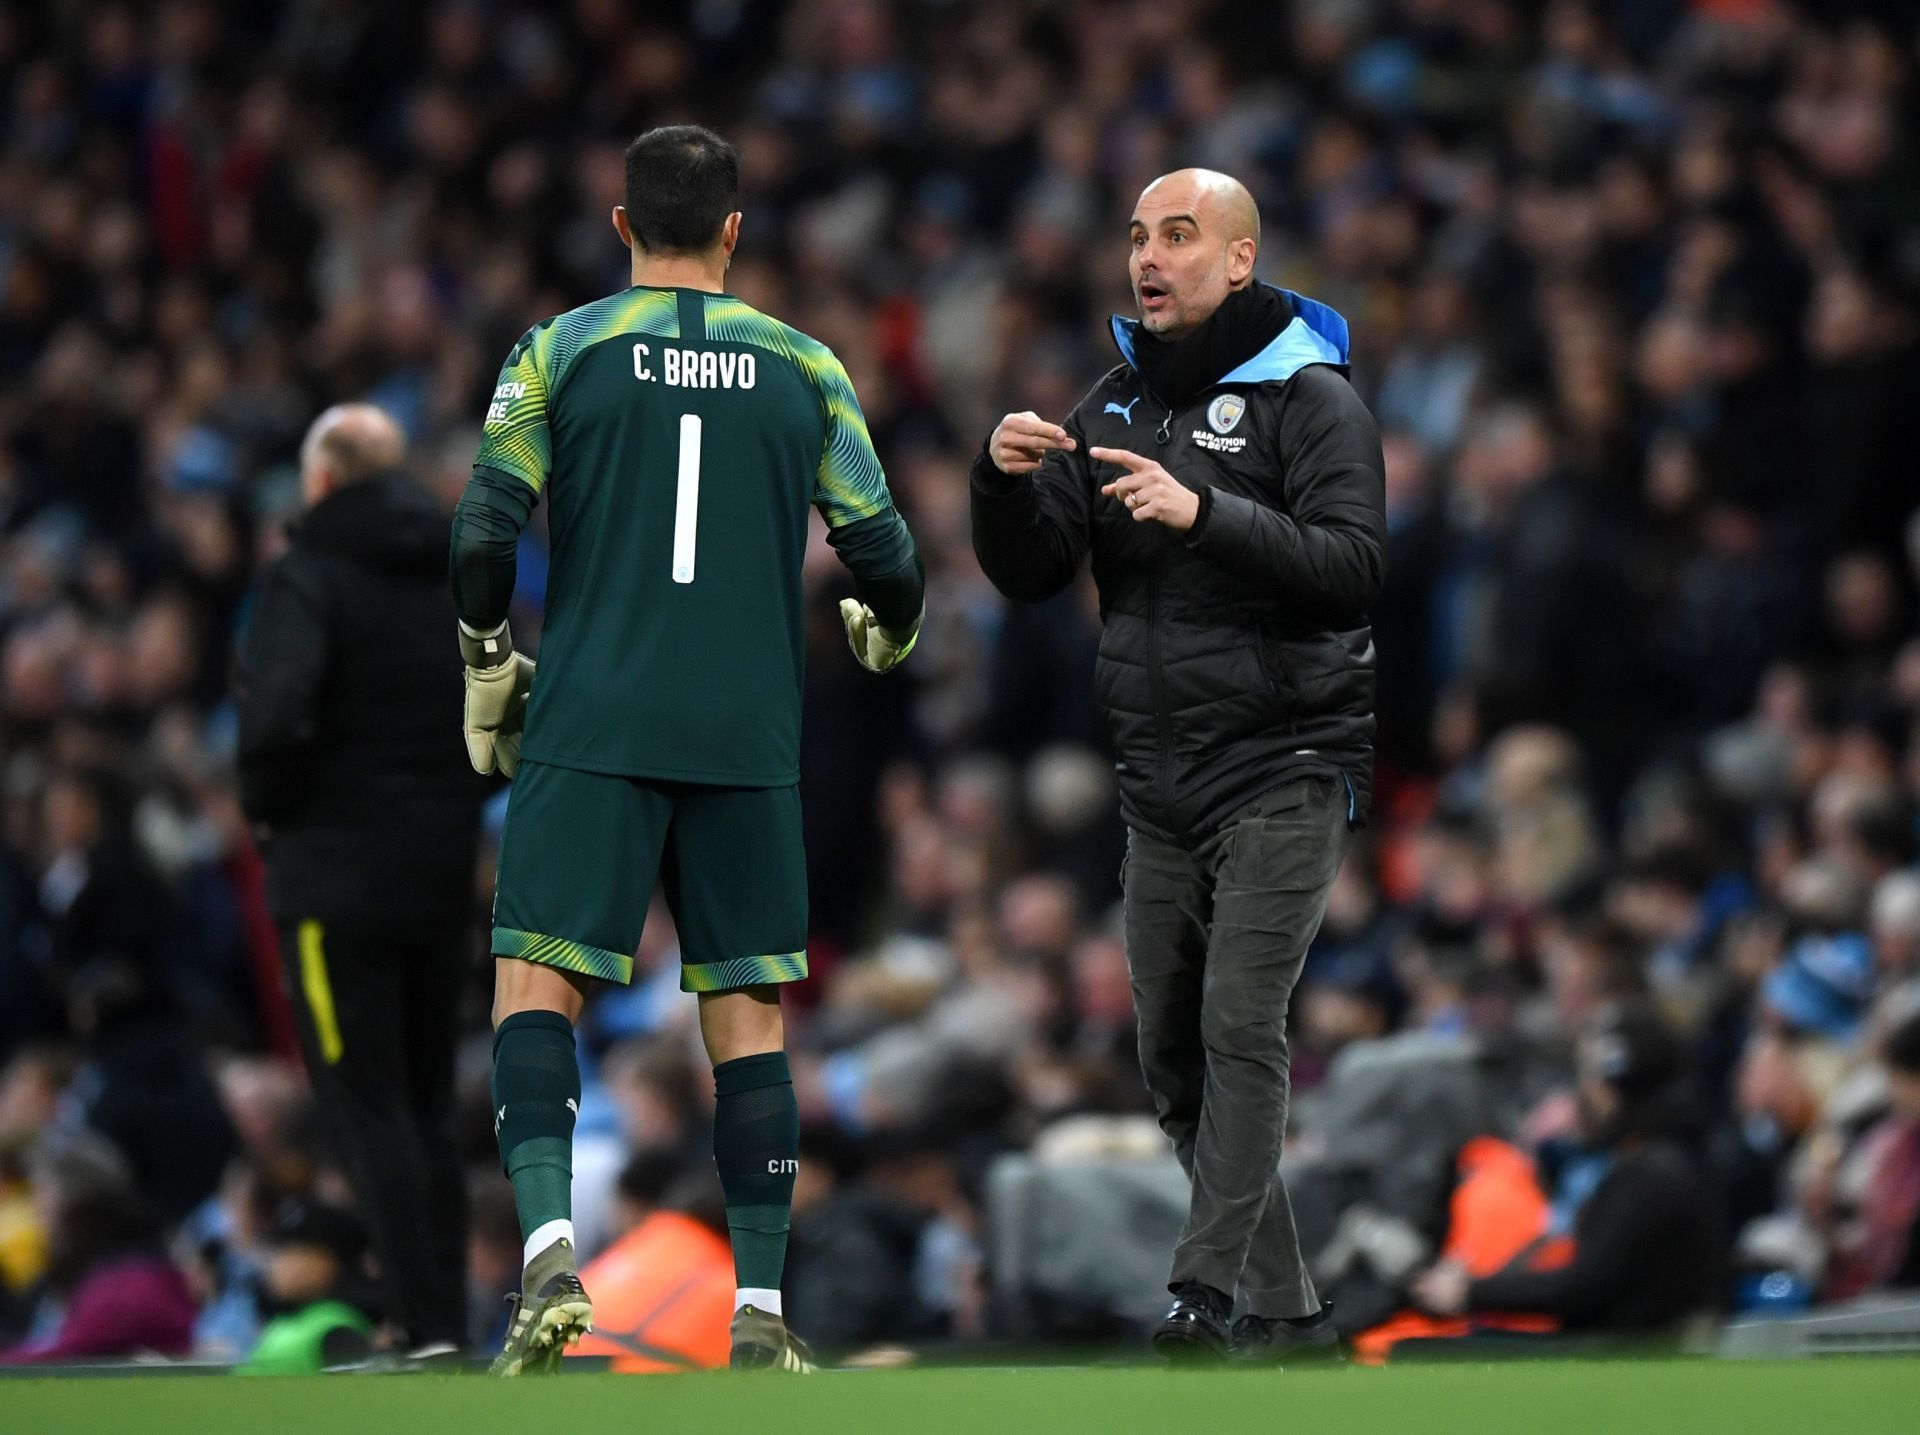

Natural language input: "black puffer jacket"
[235,474,484,922]
[971,288,1386,845]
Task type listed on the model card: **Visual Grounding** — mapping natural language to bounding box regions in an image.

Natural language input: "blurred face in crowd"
[1825,552,1898,648]
[1128,168,1259,338]
[1872,876,1920,973]
[264,1242,341,1307]
[998,874,1079,958]
[1300,985,1389,1055]
[0,1053,64,1142]
[1070,935,1134,1029]
[41,775,103,856]
[601,1040,695,1149]
[1736,1029,1820,1133]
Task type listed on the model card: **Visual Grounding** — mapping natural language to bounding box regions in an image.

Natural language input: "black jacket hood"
[294,473,451,578]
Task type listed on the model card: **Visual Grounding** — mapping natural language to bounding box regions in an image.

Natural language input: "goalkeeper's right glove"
[839,600,922,674]
[460,620,535,777]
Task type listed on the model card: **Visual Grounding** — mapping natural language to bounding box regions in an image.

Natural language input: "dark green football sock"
[491,1010,579,1245]
[712,1050,799,1293]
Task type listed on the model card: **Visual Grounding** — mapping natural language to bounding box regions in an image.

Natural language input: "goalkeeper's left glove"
[460,620,535,777]
[839,599,921,674]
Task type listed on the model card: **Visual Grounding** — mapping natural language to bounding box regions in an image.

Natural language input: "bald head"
[1146,168,1260,244]
[300,404,406,506]
[1128,169,1262,337]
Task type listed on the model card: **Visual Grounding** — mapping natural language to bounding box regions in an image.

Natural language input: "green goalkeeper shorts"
[490,760,808,992]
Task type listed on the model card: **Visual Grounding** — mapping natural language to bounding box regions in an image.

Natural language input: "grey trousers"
[1121,775,1350,1318]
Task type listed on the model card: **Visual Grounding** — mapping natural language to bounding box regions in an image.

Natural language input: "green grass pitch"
[5,1361,1917,1435]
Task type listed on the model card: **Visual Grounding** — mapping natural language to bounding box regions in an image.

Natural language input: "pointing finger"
[1088,446,1153,472]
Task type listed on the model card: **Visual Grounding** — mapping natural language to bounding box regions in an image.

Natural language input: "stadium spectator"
[64,961,238,1227]
[236,1201,378,1375]
[783,1125,942,1353]
[1409,1005,1726,1338]
[0,1136,196,1363]
[1822,1002,1920,1297]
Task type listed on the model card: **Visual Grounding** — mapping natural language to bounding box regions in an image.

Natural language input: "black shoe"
[1151,1281,1233,1365]
[1228,1307,1342,1366]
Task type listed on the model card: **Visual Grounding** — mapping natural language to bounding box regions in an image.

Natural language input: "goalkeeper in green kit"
[450,126,923,1376]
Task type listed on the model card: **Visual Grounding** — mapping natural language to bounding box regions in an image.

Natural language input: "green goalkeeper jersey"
[457,285,915,786]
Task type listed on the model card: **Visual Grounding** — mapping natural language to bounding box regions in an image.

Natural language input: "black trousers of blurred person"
[278,916,468,1347]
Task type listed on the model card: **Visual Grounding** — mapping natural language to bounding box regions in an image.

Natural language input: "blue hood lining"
[1109,285,1350,386]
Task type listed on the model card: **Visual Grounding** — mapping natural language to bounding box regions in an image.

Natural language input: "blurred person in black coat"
[781,1127,939,1354]
[1411,1004,1727,1337]
[36,767,169,991]
[64,962,237,1227]
[233,404,483,1353]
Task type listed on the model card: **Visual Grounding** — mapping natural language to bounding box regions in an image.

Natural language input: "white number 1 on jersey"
[672,413,702,584]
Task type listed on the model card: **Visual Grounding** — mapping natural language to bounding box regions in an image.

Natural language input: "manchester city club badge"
[1207,393,1246,434]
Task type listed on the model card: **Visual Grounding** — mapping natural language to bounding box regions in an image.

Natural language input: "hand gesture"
[989,411,1076,476]
[1092,447,1200,531]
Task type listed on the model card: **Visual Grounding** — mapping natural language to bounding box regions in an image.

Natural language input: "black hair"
[1619,842,1715,897]
[622,125,739,255]
[1589,1002,1683,1096]
[663,1169,730,1238]
[1585,1001,1700,1146]
[615,1148,682,1210]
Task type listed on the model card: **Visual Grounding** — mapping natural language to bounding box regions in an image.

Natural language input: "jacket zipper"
[1126,376,1179,836]
[1146,565,1178,838]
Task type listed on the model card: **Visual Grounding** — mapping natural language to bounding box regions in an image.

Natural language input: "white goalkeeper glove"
[460,620,535,777]
[839,600,921,675]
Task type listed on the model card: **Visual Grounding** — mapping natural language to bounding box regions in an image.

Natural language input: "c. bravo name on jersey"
[632,342,756,390]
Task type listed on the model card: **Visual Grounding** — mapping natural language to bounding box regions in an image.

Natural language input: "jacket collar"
[1110,284,1349,387]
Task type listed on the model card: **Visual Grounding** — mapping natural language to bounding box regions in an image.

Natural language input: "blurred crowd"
[4,0,1920,1367]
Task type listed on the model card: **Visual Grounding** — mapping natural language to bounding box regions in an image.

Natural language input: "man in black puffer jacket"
[971,169,1386,1364]
[235,404,483,1354]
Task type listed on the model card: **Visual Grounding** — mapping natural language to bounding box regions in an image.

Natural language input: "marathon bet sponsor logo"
[1193,392,1249,452]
